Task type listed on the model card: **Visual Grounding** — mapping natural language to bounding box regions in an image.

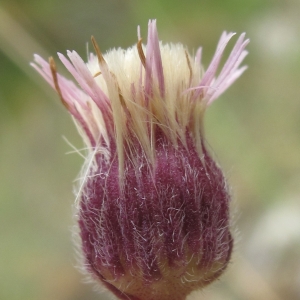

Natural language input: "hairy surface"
[79,131,232,300]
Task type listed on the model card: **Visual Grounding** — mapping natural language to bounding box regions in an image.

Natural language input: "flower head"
[32,20,249,300]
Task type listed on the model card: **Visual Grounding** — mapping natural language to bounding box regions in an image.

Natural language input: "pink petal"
[190,32,249,105]
[58,52,111,114]
[208,65,248,104]
[151,20,165,97]
[144,20,165,101]
[195,47,202,66]
[32,54,97,147]
[193,32,236,99]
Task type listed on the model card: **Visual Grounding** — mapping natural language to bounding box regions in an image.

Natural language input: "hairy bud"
[32,19,249,300]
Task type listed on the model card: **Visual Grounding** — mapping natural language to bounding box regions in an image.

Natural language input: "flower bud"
[32,20,249,300]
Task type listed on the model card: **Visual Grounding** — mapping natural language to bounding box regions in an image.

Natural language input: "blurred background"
[0,0,300,299]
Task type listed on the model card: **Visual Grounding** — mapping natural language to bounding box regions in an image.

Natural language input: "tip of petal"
[194,30,249,103]
[145,19,165,98]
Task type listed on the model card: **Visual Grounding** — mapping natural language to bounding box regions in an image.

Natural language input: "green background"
[1,0,300,299]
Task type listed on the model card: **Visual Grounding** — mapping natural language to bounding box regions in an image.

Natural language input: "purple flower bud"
[32,20,249,300]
